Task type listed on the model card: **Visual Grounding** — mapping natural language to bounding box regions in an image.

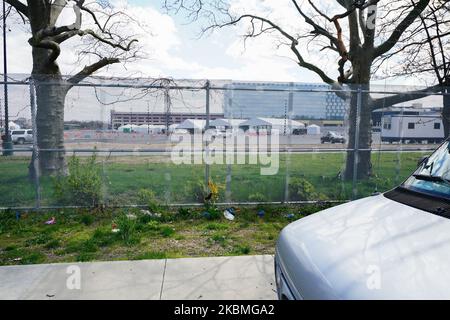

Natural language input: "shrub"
[177,207,192,218]
[53,155,103,206]
[248,192,266,203]
[204,222,229,231]
[204,206,221,220]
[160,226,175,237]
[182,180,205,203]
[233,245,251,255]
[137,189,160,212]
[80,214,94,226]
[146,220,161,231]
[20,252,46,264]
[92,228,117,247]
[44,239,61,249]
[25,232,54,246]
[114,214,139,245]
[76,252,96,262]
[288,177,318,201]
[209,233,227,246]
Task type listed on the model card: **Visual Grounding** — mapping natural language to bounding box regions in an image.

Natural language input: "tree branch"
[370,83,442,110]
[206,13,337,85]
[67,57,120,86]
[30,38,61,63]
[291,0,339,48]
[49,0,68,26]
[374,0,430,57]
[5,0,28,18]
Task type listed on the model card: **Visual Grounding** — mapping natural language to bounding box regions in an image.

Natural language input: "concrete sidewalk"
[0,255,276,300]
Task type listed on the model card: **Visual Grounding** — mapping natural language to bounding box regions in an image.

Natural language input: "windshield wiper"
[413,174,450,185]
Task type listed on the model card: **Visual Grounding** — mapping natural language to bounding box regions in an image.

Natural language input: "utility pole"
[1,0,12,155]
[147,101,150,134]
[0,98,3,129]
[283,99,287,136]
[164,83,171,136]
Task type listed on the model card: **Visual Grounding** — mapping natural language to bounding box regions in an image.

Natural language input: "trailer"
[381,114,444,143]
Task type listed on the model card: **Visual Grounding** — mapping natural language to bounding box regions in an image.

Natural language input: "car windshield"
[402,140,450,200]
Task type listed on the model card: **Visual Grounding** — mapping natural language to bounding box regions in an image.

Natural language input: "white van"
[275,139,450,299]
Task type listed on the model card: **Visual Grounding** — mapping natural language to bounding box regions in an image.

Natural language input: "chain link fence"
[0,76,446,210]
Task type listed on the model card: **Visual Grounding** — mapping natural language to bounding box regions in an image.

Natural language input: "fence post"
[29,79,41,209]
[205,80,210,188]
[284,82,294,203]
[225,91,232,203]
[395,108,405,184]
[352,86,362,200]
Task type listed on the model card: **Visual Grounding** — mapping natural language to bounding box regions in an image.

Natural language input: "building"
[110,111,224,129]
[223,82,348,120]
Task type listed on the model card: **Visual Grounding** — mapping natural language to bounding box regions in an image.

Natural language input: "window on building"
[408,122,415,129]
[434,123,441,130]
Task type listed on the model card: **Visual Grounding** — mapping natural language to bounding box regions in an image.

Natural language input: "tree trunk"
[29,47,68,177]
[343,54,373,181]
[344,85,372,180]
[33,77,68,175]
[443,85,450,139]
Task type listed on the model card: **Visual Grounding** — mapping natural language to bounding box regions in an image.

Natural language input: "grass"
[0,151,428,266]
[0,152,427,208]
[0,204,328,266]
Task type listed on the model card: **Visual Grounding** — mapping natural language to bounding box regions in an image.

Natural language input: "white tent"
[209,118,246,130]
[118,124,140,133]
[177,119,206,131]
[135,125,149,133]
[152,125,166,134]
[168,123,179,133]
[239,117,305,134]
[136,124,165,134]
[307,124,321,135]
[8,121,20,130]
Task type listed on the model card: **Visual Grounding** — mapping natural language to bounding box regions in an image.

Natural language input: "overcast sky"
[0,0,444,121]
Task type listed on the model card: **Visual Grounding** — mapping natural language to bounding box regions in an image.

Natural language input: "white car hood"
[277,194,450,299]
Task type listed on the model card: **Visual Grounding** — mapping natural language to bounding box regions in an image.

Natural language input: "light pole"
[1,0,12,156]
[147,101,150,135]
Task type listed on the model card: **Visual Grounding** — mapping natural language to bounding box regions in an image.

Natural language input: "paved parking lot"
[0,255,276,300]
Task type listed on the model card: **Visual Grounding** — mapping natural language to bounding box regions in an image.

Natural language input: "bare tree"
[5,0,140,175]
[378,0,450,135]
[165,0,437,180]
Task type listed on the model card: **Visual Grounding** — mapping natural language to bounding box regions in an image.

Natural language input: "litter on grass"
[111,222,120,233]
[44,217,56,225]
[140,210,161,218]
[202,211,211,219]
[224,208,235,221]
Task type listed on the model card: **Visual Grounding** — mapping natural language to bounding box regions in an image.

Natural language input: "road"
[4,132,441,156]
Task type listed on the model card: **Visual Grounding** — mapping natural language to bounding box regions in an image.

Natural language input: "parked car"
[11,129,33,145]
[320,131,346,144]
[275,139,450,299]
[292,128,307,135]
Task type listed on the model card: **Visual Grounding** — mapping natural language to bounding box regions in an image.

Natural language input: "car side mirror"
[417,156,429,167]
